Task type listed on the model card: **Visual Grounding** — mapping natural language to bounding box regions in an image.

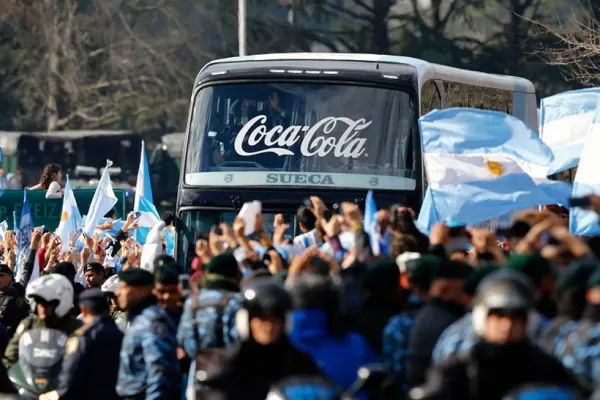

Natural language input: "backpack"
[191,292,235,383]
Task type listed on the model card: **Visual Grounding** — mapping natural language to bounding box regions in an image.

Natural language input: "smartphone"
[448,226,466,238]
[323,209,333,222]
[332,203,342,216]
[179,274,191,295]
[568,197,591,208]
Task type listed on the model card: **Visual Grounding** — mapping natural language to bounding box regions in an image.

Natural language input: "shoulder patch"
[15,322,26,336]
[74,326,86,336]
[152,322,168,339]
[65,337,79,356]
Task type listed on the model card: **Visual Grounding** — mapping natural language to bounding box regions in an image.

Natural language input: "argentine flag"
[569,109,600,235]
[56,175,82,252]
[15,190,33,281]
[134,141,159,244]
[83,160,118,237]
[363,190,389,256]
[540,88,600,175]
[416,109,572,233]
[0,221,7,238]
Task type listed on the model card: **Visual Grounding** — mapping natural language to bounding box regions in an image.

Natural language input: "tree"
[1,0,209,132]
[527,0,600,87]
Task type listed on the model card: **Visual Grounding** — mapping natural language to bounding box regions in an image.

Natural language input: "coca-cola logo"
[234,115,371,158]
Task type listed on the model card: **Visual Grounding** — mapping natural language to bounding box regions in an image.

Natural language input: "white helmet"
[101,274,120,294]
[26,274,74,318]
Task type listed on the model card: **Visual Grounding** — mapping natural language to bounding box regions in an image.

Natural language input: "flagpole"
[238,0,246,56]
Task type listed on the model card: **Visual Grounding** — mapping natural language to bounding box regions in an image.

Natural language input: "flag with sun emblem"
[416,108,572,232]
[56,175,82,252]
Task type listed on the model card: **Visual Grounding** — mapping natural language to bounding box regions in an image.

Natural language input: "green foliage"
[0,0,589,133]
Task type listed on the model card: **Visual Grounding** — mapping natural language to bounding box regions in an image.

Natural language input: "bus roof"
[198,53,535,93]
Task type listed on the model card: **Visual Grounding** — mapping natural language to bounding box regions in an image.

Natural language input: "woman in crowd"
[30,163,63,199]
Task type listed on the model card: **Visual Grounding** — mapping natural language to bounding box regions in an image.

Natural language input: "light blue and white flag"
[0,221,7,238]
[363,190,389,256]
[56,175,83,252]
[416,109,572,233]
[134,141,158,244]
[15,190,33,280]
[164,226,175,257]
[569,109,600,235]
[540,88,600,175]
[83,160,118,237]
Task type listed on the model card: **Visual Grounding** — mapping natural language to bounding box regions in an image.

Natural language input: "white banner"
[185,171,416,191]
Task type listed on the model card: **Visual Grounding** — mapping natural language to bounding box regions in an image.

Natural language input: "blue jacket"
[288,309,379,392]
[117,297,180,400]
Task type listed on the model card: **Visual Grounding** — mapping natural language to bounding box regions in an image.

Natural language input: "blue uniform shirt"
[559,320,600,389]
[117,300,181,400]
[57,316,123,400]
[433,311,550,364]
[177,288,242,359]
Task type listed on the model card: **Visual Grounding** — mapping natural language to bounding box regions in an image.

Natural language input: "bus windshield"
[184,82,418,191]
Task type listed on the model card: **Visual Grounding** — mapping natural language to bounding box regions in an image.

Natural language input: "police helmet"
[235,279,292,341]
[472,269,535,336]
[26,274,74,318]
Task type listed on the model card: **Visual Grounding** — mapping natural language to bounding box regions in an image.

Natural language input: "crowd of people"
[1,192,600,399]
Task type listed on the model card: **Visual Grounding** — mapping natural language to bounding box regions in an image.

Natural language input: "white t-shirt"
[30,181,62,199]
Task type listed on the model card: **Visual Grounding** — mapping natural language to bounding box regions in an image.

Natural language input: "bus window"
[177,209,296,269]
[183,82,419,192]
[442,81,514,114]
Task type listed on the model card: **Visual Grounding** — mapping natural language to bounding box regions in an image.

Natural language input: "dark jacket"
[406,298,465,387]
[356,295,405,354]
[0,285,30,337]
[415,340,585,400]
[202,337,321,400]
[57,316,124,400]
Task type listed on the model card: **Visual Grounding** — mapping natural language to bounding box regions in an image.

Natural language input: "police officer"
[383,255,438,393]
[3,274,81,368]
[116,268,181,400]
[41,288,123,400]
[410,270,584,400]
[560,267,600,390]
[101,274,127,331]
[84,262,106,289]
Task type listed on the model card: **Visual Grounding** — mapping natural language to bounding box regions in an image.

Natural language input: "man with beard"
[409,270,584,400]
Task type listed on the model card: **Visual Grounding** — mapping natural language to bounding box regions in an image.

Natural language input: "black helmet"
[242,280,292,320]
[236,280,292,341]
[472,269,535,336]
[153,255,181,273]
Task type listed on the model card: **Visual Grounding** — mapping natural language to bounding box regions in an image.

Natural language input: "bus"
[175,53,538,266]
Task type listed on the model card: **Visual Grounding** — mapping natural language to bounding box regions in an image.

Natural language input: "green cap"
[119,268,154,287]
[557,260,597,296]
[431,259,473,281]
[463,265,500,295]
[408,255,441,289]
[204,253,239,280]
[362,258,400,293]
[505,254,552,287]
[154,265,179,285]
